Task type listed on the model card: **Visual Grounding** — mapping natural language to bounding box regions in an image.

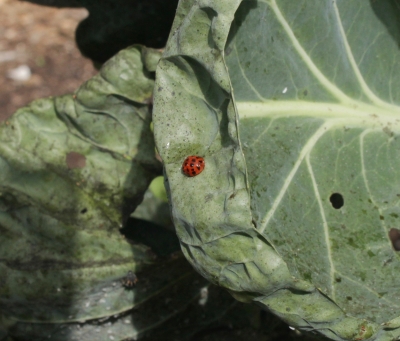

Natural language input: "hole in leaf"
[389,228,400,251]
[330,193,344,209]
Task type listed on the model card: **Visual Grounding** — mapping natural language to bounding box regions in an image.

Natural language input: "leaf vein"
[259,122,331,233]
[306,151,335,298]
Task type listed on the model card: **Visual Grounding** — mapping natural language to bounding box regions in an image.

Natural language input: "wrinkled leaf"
[0,45,206,341]
[154,1,400,340]
[0,45,161,324]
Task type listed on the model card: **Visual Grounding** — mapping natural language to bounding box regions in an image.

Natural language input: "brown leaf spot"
[66,152,86,169]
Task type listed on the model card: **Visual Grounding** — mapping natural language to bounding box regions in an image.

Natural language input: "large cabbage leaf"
[0,45,162,339]
[153,1,400,340]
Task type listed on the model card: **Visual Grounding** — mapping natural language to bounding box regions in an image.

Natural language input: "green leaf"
[154,1,400,340]
[0,45,161,322]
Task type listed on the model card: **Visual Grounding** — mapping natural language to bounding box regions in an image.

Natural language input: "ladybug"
[121,271,138,288]
[182,156,205,177]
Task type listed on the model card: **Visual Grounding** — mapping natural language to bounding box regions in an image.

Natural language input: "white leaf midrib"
[236,101,400,127]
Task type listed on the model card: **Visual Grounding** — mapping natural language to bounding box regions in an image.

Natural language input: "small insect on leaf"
[121,271,138,288]
[182,156,205,177]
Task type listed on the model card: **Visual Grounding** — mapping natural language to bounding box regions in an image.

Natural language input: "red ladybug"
[182,156,205,177]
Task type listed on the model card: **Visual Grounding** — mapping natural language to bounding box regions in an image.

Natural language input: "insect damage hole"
[330,193,344,209]
[389,228,400,251]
